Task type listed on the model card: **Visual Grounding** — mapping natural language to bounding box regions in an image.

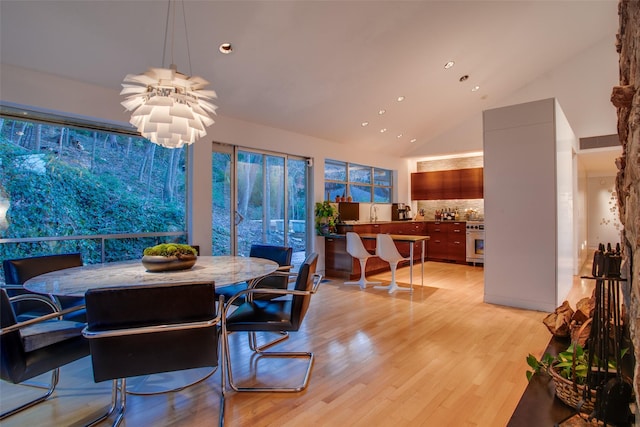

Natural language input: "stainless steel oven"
[466,221,484,265]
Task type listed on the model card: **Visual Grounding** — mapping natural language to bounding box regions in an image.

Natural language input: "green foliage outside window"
[0,115,187,268]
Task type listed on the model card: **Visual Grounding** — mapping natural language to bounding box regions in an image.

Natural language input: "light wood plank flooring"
[0,260,594,427]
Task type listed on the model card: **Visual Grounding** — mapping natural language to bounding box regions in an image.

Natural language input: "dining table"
[358,233,429,292]
[23,255,278,297]
[23,255,279,394]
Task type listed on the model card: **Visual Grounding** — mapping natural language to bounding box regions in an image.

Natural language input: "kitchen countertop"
[338,219,469,225]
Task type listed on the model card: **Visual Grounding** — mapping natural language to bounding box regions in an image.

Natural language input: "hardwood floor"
[0,260,594,427]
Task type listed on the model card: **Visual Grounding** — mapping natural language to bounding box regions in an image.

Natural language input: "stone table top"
[24,255,278,297]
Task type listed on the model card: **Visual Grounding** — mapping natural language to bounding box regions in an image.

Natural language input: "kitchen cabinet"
[411,168,483,200]
[425,221,466,263]
[411,170,444,200]
[458,168,484,199]
[324,236,353,277]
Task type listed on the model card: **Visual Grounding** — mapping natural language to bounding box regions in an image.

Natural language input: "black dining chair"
[221,252,321,392]
[2,253,86,322]
[216,244,293,305]
[0,288,89,420]
[82,281,224,427]
[216,244,294,351]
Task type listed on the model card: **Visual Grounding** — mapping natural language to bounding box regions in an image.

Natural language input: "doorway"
[211,143,309,259]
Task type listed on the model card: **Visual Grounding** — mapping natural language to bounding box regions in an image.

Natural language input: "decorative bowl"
[141,254,197,272]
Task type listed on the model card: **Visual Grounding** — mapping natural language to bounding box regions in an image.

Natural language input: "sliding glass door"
[212,143,308,258]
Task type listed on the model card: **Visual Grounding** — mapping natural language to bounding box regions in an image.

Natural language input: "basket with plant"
[526,338,628,413]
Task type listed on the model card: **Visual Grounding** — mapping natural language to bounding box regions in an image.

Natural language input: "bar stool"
[344,232,381,289]
[375,233,410,293]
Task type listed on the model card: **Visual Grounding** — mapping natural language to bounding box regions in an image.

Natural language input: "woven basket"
[550,365,595,413]
[550,319,596,414]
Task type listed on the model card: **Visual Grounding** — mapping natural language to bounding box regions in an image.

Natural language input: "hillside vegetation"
[0,118,186,265]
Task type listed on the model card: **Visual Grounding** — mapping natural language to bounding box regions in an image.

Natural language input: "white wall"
[575,155,589,273]
[483,98,574,312]
[586,175,622,249]
[0,63,412,272]
[554,99,578,304]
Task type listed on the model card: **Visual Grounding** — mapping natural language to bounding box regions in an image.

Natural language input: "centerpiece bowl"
[141,244,198,272]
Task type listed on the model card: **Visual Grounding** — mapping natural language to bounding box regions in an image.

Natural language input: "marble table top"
[24,255,279,297]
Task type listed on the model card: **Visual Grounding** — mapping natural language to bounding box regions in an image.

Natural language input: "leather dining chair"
[375,233,411,293]
[82,281,224,427]
[344,232,381,289]
[0,288,89,420]
[216,244,293,352]
[2,253,86,322]
[216,244,293,305]
[221,252,321,392]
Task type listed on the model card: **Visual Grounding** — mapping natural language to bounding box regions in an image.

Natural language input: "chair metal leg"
[223,327,314,393]
[219,329,227,427]
[344,258,381,289]
[84,378,122,427]
[0,368,59,420]
[248,330,289,352]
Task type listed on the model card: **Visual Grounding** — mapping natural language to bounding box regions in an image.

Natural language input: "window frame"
[324,159,393,203]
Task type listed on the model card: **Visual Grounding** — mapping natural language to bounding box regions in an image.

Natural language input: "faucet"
[369,203,378,222]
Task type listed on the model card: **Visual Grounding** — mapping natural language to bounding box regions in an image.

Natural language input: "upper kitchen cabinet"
[458,168,484,199]
[411,168,483,200]
[411,170,444,199]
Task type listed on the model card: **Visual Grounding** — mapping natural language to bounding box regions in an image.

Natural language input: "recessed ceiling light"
[397,133,403,138]
[397,96,405,102]
[361,121,369,127]
[459,75,469,82]
[380,128,387,133]
[378,109,386,115]
[471,85,480,92]
[410,138,417,143]
[444,61,455,69]
[219,43,233,54]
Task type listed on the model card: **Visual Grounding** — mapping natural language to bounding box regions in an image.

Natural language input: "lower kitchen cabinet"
[426,221,466,263]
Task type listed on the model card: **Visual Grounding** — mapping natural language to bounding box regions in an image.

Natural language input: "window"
[0,108,187,266]
[324,159,392,203]
[212,144,309,258]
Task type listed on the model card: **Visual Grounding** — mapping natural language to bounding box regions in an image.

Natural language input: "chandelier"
[120,1,217,149]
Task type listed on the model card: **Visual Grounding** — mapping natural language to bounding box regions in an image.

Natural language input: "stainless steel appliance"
[466,220,484,265]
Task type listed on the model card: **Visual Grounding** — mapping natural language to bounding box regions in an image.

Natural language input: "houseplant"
[314,201,337,236]
[526,343,628,413]
[142,243,198,272]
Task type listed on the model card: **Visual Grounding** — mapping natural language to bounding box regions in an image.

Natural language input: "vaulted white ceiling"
[0,0,621,172]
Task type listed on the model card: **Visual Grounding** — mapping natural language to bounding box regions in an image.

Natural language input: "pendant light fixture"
[120,0,217,149]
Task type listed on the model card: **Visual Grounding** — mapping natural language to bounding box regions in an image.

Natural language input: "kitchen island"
[326,220,468,279]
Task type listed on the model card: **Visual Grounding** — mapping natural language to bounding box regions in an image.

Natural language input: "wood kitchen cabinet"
[411,170,444,200]
[411,168,483,200]
[458,168,484,199]
[324,236,353,277]
[425,221,466,263]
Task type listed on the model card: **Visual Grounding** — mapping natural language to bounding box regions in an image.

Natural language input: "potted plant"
[142,243,198,272]
[314,201,337,236]
[526,343,628,413]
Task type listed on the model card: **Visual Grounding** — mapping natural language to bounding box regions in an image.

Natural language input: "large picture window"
[0,109,187,267]
[324,159,392,203]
